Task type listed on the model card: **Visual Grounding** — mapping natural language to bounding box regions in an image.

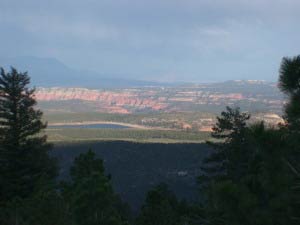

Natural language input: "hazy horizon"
[1,0,300,83]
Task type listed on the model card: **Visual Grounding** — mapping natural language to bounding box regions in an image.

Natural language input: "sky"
[0,0,300,82]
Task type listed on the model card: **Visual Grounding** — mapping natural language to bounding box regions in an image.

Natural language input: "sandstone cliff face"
[36,88,167,114]
[36,82,283,114]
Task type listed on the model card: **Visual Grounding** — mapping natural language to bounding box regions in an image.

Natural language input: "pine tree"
[278,55,300,222]
[64,149,129,225]
[136,184,181,225]
[279,55,300,130]
[200,107,295,224]
[201,107,251,183]
[0,67,57,203]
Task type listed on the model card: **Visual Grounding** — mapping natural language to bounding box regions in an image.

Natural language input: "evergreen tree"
[278,55,300,222]
[136,184,178,225]
[135,183,197,225]
[26,188,70,225]
[201,108,295,224]
[278,55,300,171]
[0,67,57,223]
[64,149,129,225]
[201,107,251,183]
[279,55,300,129]
[198,56,300,224]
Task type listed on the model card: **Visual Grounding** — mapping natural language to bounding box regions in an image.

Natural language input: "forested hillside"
[52,141,211,213]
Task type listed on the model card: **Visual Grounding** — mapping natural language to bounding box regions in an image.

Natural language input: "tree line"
[0,55,300,224]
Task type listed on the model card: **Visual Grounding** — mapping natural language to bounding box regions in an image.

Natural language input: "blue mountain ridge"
[0,56,174,88]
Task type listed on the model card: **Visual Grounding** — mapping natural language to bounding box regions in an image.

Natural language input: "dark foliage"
[279,55,300,95]
[201,113,297,224]
[0,68,58,224]
[278,55,300,222]
[52,141,211,212]
[136,183,203,225]
[198,55,300,224]
[201,107,251,184]
[62,149,130,225]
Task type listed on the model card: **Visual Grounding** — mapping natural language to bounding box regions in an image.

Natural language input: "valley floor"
[46,128,211,143]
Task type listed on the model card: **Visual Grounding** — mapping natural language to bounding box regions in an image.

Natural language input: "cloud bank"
[0,0,299,82]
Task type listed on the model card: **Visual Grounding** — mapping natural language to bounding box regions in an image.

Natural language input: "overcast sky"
[0,0,299,82]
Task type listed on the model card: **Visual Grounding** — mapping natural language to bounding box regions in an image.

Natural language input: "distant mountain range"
[0,56,170,88]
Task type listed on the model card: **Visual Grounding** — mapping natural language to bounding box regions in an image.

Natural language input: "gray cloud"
[0,0,300,82]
